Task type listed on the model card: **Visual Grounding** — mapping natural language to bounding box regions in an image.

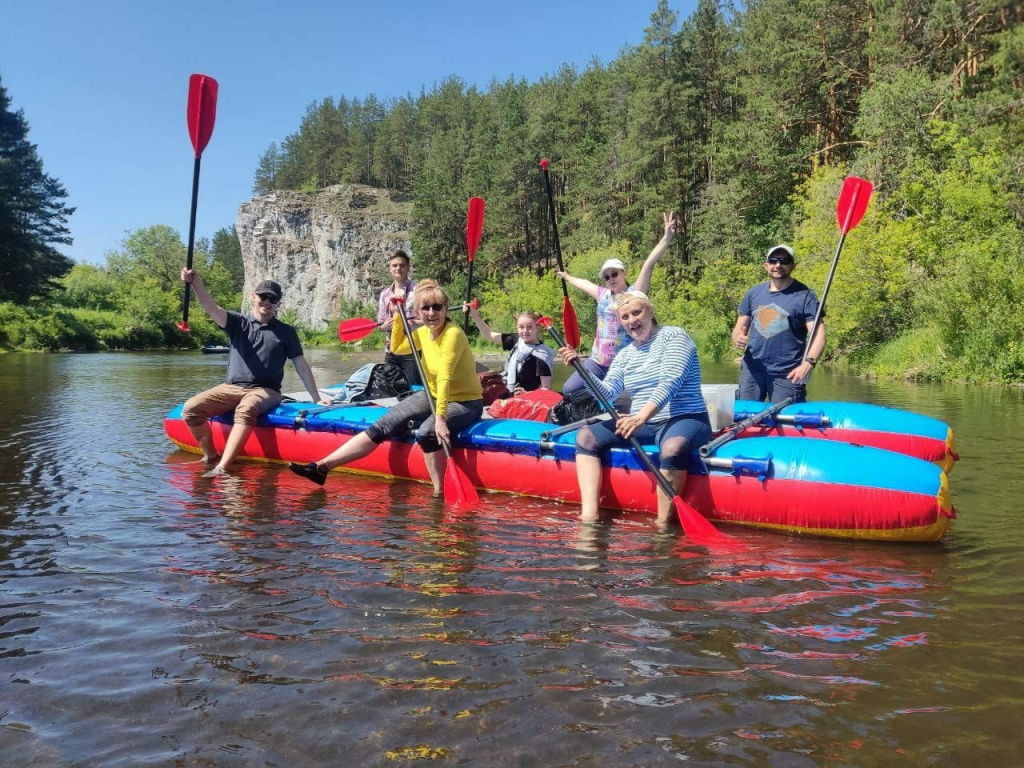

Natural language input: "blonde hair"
[515,310,541,323]
[615,291,653,313]
[414,279,449,309]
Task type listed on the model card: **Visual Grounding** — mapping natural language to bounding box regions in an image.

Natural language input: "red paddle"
[177,73,219,332]
[390,297,480,508]
[539,160,581,348]
[339,300,480,344]
[539,317,741,547]
[338,318,381,343]
[464,197,485,332]
[802,176,874,363]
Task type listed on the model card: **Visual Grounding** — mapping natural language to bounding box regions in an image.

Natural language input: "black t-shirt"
[501,334,553,392]
[223,311,303,391]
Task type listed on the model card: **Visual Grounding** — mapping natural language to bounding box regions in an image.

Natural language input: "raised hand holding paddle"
[538,317,738,547]
[539,160,581,349]
[464,197,485,332]
[177,74,219,333]
[391,297,480,508]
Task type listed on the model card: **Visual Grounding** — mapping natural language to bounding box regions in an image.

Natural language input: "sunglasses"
[257,293,281,303]
[766,256,794,266]
[419,303,445,313]
[603,269,622,281]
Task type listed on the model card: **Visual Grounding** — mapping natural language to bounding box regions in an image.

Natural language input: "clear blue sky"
[1,0,695,264]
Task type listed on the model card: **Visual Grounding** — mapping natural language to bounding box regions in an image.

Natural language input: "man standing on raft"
[731,244,826,404]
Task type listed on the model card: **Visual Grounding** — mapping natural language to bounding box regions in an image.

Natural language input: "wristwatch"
[806,357,817,367]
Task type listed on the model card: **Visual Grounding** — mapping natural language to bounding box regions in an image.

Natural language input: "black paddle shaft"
[543,323,677,500]
[181,156,202,324]
[541,168,571,299]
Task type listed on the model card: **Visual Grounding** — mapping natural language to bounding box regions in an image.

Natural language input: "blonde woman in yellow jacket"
[290,280,483,494]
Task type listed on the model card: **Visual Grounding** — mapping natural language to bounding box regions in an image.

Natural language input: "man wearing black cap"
[731,244,826,404]
[180,268,322,476]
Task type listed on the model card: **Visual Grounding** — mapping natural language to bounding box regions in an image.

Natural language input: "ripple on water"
[1,352,1023,765]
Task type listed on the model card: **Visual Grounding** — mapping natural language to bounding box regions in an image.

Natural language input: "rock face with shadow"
[236,184,413,330]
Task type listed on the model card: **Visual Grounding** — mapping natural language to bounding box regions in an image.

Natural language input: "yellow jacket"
[392,318,483,417]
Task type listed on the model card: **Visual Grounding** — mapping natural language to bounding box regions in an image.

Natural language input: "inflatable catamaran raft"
[165,379,957,543]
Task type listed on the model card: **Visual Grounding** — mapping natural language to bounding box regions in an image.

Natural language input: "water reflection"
[1,351,1022,765]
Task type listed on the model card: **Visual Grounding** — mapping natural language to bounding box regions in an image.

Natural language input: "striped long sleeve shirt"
[594,325,706,423]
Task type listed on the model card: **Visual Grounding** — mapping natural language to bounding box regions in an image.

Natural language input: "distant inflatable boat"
[200,345,230,354]
[164,388,956,543]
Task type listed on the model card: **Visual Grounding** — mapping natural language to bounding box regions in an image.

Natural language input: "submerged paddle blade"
[444,454,480,508]
[562,297,581,349]
[836,176,873,234]
[187,74,219,158]
[338,318,380,343]
[674,498,743,548]
[466,197,485,260]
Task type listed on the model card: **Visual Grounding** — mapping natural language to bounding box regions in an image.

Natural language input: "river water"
[1,349,1021,767]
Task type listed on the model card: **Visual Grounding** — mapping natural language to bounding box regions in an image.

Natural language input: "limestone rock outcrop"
[236,184,413,330]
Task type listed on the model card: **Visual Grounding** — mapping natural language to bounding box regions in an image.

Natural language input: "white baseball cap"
[599,258,626,279]
[765,244,794,260]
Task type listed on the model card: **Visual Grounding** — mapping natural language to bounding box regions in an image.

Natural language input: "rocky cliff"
[236,184,413,330]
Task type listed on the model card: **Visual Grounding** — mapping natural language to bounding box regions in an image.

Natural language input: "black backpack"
[546,390,605,426]
[338,362,411,403]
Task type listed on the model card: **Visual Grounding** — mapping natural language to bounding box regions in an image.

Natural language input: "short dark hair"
[390,250,410,265]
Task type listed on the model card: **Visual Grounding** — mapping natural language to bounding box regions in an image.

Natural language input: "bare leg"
[211,423,254,473]
[186,421,220,462]
[576,454,603,522]
[319,432,378,472]
[423,450,445,494]
[656,469,686,525]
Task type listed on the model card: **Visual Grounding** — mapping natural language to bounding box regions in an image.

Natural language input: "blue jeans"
[739,358,806,404]
[576,412,712,471]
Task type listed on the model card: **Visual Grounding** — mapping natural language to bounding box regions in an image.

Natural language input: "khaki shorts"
[182,383,282,428]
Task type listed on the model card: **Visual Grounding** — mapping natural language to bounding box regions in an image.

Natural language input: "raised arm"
[634,212,676,294]
[556,270,600,301]
[181,268,227,328]
[466,305,502,344]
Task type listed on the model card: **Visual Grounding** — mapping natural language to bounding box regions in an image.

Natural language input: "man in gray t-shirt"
[731,245,826,404]
[181,269,322,476]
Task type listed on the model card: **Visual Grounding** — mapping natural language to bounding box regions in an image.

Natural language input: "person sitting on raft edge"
[289,280,484,495]
[180,269,323,477]
[557,291,711,526]
[465,305,556,394]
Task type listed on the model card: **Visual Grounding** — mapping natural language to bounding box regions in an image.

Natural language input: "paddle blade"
[338,318,380,343]
[466,197,485,260]
[836,176,873,234]
[187,74,219,158]
[674,497,743,548]
[562,297,581,349]
[444,454,480,508]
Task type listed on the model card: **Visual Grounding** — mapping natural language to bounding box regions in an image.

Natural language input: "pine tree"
[252,142,279,195]
[0,75,75,303]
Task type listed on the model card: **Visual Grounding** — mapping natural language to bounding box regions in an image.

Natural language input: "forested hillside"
[254,0,1024,382]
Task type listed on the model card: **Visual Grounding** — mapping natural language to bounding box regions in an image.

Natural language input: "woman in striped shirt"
[559,292,711,525]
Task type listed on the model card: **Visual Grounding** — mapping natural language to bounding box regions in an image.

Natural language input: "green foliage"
[210,226,244,291]
[0,75,75,304]
[17,1,1023,384]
